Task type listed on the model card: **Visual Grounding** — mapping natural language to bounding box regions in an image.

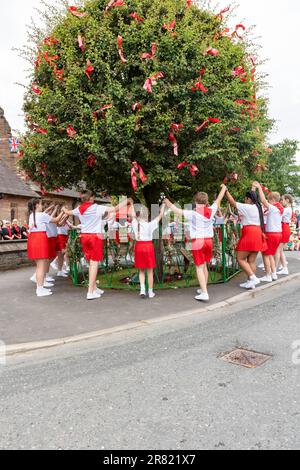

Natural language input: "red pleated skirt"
[192,238,213,266]
[282,223,291,244]
[57,234,68,252]
[263,232,283,256]
[48,237,58,260]
[236,226,268,252]
[135,241,156,269]
[27,232,49,260]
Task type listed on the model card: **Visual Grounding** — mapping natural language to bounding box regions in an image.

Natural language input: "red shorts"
[282,223,291,244]
[192,238,213,266]
[56,234,68,251]
[27,232,49,260]
[48,237,58,260]
[263,232,283,256]
[236,226,268,252]
[80,234,104,262]
[135,241,156,269]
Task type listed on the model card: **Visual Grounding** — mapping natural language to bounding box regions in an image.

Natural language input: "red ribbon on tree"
[117,35,127,64]
[32,84,42,95]
[205,47,220,56]
[223,172,238,184]
[215,6,230,21]
[177,162,198,176]
[191,69,208,93]
[143,72,164,93]
[168,124,184,156]
[232,24,246,40]
[130,12,145,22]
[186,0,192,8]
[232,66,247,82]
[87,154,97,168]
[235,99,256,120]
[132,102,142,112]
[261,185,271,195]
[18,151,24,158]
[67,125,77,138]
[85,59,94,79]
[131,161,147,191]
[44,36,59,46]
[47,115,57,124]
[195,118,220,133]
[53,66,64,81]
[36,127,48,135]
[43,51,60,66]
[105,0,125,14]
[78,35,85,52]
[163,20,176,36]
[141,43,157,60]
[93,104,112,120]
[69,6,87,18]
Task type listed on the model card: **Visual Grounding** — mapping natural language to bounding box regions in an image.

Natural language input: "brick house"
[0,106,100,223]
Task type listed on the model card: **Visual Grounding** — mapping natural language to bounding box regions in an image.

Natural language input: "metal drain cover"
[221,348,272,369]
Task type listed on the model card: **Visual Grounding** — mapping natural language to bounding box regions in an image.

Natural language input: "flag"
[9,137,20,153]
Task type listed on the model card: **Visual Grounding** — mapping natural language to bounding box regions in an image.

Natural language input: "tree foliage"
[19,0,273,205]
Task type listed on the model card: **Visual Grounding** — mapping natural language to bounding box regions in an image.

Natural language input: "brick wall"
[0,241,33,271]
[0,194,31,223]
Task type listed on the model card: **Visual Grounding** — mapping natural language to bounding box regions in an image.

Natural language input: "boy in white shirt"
[164,184,227,302]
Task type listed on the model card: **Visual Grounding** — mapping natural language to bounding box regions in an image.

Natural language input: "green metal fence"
[69,222,241,289]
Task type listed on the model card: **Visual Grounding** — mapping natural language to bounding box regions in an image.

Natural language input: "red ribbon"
[47,115,57,124]
[44,36,59,46]
[130,12,144,22]
[132,102,142,112]
[53,66,64,81]
[105,0,125,14]
[232,24,246,40]
[43,51,59,66]
[93,104,112,120]
[32,84,42,95]
[235,99,256,120]
[272,202,284,215]
[36,127,48,135]
[223,172,238,184]
[85,59,94,79]
[215,6,230,21]
[87,154,97,168]
[195,118,220,133]
[141,43,157,60]
[163,20,176,36]
[117,35,127,64]
[143,72,164,93]
[205,47,220,56]
[69,6,87,18]
[67,125,77,138]
[186,0,192,8]
[168,124,184,156]
[232,66,247,82]
[78,35,85,52]
[177,162,198,177]
[131,162,147,191]
[18,151,24,158]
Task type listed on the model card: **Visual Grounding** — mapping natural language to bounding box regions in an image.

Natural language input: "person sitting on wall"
[12,219,22,240]
[21,221,29,239]
[2,221,14,240]
[0,220,4,240]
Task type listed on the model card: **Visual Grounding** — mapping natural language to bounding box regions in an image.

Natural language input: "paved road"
[1,252,299,345]
[0,279,299,450]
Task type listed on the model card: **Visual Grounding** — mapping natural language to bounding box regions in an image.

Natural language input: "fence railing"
[69,222,242,289]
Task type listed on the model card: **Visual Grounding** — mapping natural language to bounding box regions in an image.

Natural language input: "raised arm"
[252,182,270,209]
[215,184,228,207]
[105,197,133,217]
[225,189,237,208]
[155,203,166,224]
[62,206,74,217]
[164,198,184,217]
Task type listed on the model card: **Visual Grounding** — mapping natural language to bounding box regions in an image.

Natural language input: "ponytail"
[246,191,265,234]
[28,198,41,229]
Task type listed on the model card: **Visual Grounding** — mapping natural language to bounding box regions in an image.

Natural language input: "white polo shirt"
[236,203,261,227]
[266,204,283,233]
[72,204,109,234]
[183,203,218,239]
[29,212,52,233]
[132,219,159,241]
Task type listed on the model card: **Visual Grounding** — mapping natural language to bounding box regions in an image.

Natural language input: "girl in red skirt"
[276,194,293,276]
[130,202,166,299]
[253,182,283,283]
[164,185,228,302]
[226,188,267,290]
[27,198,64,297]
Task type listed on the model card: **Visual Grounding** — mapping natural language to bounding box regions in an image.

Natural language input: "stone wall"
[0,240,33,271]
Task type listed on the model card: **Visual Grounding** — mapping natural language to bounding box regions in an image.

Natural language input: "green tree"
[19,0,272,206]
[262,139,300,199]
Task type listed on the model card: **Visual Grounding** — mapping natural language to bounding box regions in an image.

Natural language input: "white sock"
[149,288,153,294]
[140,284,146,294]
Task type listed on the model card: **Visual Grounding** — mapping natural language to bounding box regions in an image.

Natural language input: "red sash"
[7,227,12,237]
[79,202,93,215]
[195,205,212,219]
[272,202,284,215]
[13,225,20,234]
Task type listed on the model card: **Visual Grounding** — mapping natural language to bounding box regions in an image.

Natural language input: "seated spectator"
[21,221,29,239]
[12,219,22,240]
[0,220,3,240]
[2,221,14,240]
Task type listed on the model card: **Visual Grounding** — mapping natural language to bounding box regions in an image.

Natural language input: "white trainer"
[30,274,37,283]
[271,273,278,281]
[57,271,68,278]
[148,292,156,299]
[240,281,250,289]
[195,293,209,302]
[45,276,55,283]
[36,288,53,297]
[242,280,256,290]
[87,292,101,300]
[197,289,203,295]
[50,261,58,271]
[260,275,273,283]
[44,282,54,288]
[251,276,261,286]
[96,288,105,295]
[140,292,146,299]
[277,268,289,276]
[258,263,265,269]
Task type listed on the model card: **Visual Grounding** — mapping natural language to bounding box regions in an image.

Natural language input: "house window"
[10,203,18,221]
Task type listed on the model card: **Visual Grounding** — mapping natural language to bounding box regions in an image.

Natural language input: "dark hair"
[246,191,265,233]
[28,198,41,228]
[80,190,95,202]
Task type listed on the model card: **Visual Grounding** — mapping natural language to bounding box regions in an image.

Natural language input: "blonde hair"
[268,192,281,203]
[194,192,209,205]
[283,194,293,205]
